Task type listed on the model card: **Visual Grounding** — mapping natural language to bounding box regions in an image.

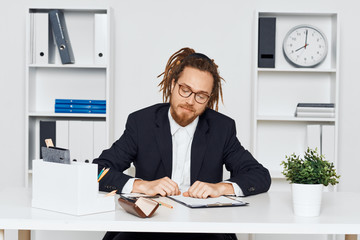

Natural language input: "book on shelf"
[94,13,107,65]
[55,109,106,114]
[32,12,50,64]
[296,107,335,113]
[306,125,321,151]
[40,121,56,159]
[55,99,106,105]
[49,10,75,64]
[44,120,107,163]
[295,103,335,118]
[306,124,336,162]
[55,103,106,110]
[322,125,335,163]
[296,103,335,113]
[297,103,335,108]
[295,112,335,118]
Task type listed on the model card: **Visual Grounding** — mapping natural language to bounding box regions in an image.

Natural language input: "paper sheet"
[169,195,246,207]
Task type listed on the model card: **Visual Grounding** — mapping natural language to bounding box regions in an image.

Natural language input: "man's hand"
[131,177,181,196]
[183,181,234,199]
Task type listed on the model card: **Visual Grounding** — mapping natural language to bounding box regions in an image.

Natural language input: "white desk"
[0,188,359,239]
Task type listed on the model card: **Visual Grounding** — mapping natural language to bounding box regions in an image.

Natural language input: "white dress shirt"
[168,110,198,192]
[121,109,243,196]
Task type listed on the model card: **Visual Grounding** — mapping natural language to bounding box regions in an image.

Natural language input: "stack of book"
[295,103,335,118]
[55,99,106,114]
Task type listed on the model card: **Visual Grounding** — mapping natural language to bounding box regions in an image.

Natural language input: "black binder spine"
[49,9,75,64]
[258,17,276,68]
[39,121,56,159]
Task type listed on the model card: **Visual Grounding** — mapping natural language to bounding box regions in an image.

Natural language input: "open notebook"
[168,195,248,208]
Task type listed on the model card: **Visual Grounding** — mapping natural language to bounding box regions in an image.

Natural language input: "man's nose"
[186,93,196,105]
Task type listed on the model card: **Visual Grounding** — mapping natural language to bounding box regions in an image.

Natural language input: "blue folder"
[55,99,106,105]
[55,109,106,114]
[55,103,106,110]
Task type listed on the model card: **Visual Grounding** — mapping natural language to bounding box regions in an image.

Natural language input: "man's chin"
[174,112,196,127]
[170,103,199,126]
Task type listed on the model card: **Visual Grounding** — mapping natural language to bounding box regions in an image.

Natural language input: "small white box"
[32,159,115,215]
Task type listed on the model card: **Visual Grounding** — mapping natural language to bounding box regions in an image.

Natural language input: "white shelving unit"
[252,11,339,179]
[25,7,113,187]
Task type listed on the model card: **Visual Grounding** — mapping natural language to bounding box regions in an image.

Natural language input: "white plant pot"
[291,183,323,217]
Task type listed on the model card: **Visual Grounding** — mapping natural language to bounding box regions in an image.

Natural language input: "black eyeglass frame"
[176,83,211,104]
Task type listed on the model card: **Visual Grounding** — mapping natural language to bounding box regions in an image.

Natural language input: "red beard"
[170,102,204,127]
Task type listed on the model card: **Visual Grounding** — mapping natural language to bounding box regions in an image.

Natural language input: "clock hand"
[295,46,304,52]
[295,45,304,52]
[295,43,310,52]
[305,29,308,49]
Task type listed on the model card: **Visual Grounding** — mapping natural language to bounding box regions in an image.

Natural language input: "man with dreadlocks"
[93,47,271,240]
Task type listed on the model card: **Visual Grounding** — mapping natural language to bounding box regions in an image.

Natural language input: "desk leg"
[18,230,30,240]
[345,235,358,240]
[0,229,4,240]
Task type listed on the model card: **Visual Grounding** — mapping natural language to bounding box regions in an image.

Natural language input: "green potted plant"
[281,147,340,217]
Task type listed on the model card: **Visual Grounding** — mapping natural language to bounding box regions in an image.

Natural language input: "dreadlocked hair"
[157,47,224,111]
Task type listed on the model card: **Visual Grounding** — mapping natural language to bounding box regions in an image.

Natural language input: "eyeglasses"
[177,83,211,104]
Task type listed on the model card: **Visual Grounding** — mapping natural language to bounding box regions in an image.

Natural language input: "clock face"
[283,25,328,67]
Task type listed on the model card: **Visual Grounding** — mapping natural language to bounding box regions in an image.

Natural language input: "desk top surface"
[1,188,360,234]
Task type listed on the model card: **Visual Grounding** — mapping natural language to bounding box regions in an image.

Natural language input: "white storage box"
[32,159,115,215]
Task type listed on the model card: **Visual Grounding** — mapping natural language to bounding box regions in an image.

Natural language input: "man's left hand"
[183,181,234,199]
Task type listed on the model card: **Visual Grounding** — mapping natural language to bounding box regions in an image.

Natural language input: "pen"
[105,189,117,197]
[155,200,173,209]
[98,167,105,179]
[97,168,110,182]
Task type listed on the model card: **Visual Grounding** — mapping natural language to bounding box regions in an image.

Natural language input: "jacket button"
[248,187,255,192]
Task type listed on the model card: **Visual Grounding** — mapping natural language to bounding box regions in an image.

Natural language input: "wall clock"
[283,25,328,67]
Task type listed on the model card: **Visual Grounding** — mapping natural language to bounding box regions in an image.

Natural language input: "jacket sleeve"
[224,120,271,196]
[92,113,138,193]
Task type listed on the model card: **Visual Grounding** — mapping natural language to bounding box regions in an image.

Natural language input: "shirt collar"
[168,108,199,138]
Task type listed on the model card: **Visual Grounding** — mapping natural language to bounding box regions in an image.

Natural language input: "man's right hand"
[131,177,181,196]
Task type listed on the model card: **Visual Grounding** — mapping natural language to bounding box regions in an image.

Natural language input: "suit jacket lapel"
[191,112,209,184]
[154,105,172,177]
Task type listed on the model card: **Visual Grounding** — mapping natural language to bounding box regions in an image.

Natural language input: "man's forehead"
[178,67,213,92]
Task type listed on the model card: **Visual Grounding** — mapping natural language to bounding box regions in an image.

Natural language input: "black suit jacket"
[93,103,271,196]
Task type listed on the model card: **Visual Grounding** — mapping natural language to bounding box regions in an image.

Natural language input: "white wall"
[1,0,359,192]
[1,1,359,240]
[0,0,27,187]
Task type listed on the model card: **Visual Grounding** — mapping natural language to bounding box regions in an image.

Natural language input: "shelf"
[28,112,107,118]
[256,115,335,122]
[259,11,337,17]
[25,7,113,187]
[29,64,108,69]
[258,68,336,73]
[252,11,339,183]
[30,7,108,12]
